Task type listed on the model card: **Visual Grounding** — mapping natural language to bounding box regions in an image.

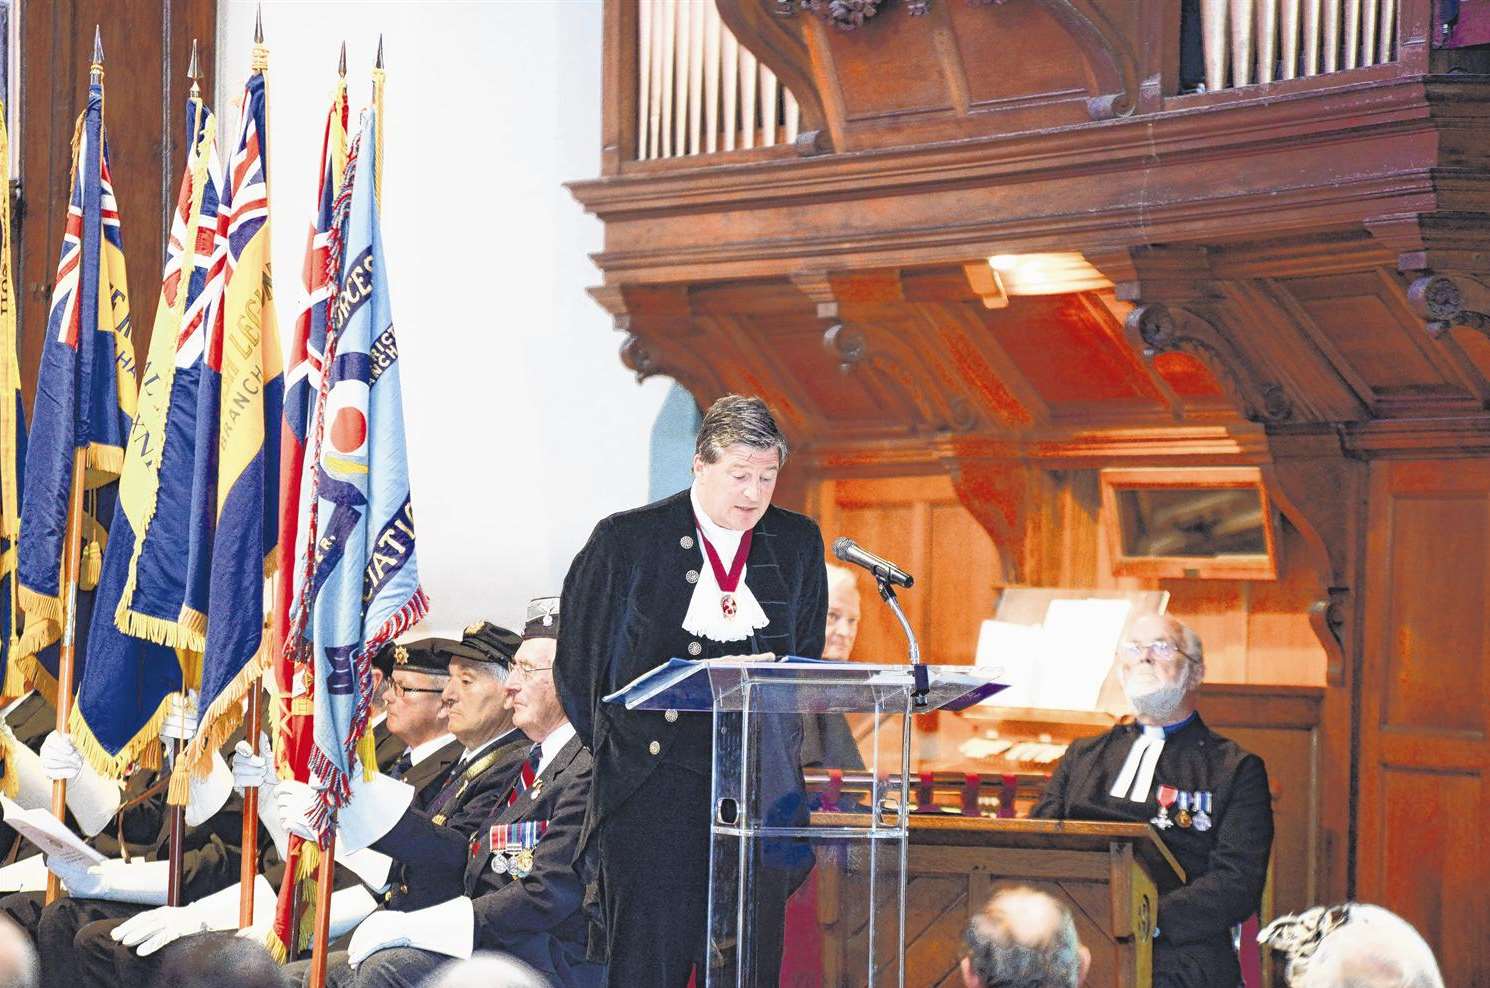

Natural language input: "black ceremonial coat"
[554,490,829,845]
[403,737,465,812]
[383,734,601,987]
[1029,714,1274,987]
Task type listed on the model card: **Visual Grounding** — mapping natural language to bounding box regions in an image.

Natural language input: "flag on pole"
[15,69,136,699]
[267,72,348,961]
[176,60,282,787]
[287,107,425,837]
[0,96,29,794]
[66,96,225,776]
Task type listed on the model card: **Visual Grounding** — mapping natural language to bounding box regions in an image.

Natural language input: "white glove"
[326,886,378,941]
[184,749,234,827]
[277,773,413,852]
[37,731,124,837]
[338,847,394,894]
[111,875,276,956]
[160,692,199,742]
[0,854,48,893]
[275,779,319,843]
[347,896,474,968]
[48,856,169,905]
[231,735,277,792]
[40,731,82,781]
[5,732,61,811]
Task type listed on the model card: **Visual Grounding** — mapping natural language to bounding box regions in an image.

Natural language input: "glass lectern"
[610,658,1003,987]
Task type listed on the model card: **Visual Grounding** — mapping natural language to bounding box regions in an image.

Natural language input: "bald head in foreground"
[961,885,1089,988]
[1260,903,1444,988]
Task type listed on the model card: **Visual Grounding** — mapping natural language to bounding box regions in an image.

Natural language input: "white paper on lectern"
[1039,598,1133,710]
[975,621,1045,707]
[0,794,106,868]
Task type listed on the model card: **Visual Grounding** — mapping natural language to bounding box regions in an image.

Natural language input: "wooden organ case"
[571,2,1490,983]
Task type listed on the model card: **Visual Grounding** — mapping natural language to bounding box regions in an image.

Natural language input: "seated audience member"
[377,639,463,803]
[314,599,600,987]
[424,951,549,988]
[961,885,1089,988]
[799,563,865,771]
[1029,612,1273,987]
[1259,903,1445,988]
[0,914,37,988]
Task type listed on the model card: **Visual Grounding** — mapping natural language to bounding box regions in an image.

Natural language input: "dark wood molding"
[1406,272,1490,342]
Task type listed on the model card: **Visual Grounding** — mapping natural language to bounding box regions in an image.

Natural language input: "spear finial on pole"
[375,34,384,70]
[252,3,268,72]
[187,39,202,99]
[339,41,347,79]
[90,26,104,83]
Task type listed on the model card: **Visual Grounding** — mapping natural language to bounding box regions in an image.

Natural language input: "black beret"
[391,638,465,675]
[523,597,560,641]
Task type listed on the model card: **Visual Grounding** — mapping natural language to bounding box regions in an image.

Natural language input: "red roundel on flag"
[331,407,367,454]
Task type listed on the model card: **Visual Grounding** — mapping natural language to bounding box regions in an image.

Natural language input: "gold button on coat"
[649,740,661,756]
[665,709,678,723]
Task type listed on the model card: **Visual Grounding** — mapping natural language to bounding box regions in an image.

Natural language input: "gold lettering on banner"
[333,251,375,327]
[218,285,266,446]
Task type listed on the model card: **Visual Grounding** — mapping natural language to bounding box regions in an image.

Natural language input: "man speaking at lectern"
[555,395,829,987]
[1030,613,1274,987]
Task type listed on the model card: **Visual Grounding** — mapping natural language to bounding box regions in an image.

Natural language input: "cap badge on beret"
[465,621,483,636]
[524,596,561,640]
[394,645,410,666]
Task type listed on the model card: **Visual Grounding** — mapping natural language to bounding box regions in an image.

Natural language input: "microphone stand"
[876,574,929,707]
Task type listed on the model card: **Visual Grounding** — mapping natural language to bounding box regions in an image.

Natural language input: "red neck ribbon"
[693,514,754,593]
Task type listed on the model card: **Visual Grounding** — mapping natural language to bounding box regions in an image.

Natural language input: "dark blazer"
[554,490,828,836]
[1030,714,1274,987]
[402,737,464,812]
[373,729,530,908]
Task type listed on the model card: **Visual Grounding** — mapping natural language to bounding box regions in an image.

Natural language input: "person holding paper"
[1029,613,1274,987]
[554,394,828,987]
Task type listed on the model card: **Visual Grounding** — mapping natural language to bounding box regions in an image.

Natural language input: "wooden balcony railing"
[597,0,1448,172]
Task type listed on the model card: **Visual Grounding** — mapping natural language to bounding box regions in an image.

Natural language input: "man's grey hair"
[695,394,789,467]
[964,885,1083,988]
[0,914,37,988]
[1175,620,1204,670]
[451,654,509,684]
[425,951,548,988]
[1261,903,1444,988]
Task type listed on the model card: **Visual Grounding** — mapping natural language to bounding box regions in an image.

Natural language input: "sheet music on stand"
[973,589,1168,714]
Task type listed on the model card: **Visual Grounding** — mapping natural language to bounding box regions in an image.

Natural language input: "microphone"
[832,537,914,589]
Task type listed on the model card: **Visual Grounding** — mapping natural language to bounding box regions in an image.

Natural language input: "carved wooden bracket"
[820,319,981,432]
[1406,273,1490,342]
[1125,302,1294,424]
[948,459,1031,585]
[590,284,727,398]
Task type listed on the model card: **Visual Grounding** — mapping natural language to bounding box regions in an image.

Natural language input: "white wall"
[218,1,671,637]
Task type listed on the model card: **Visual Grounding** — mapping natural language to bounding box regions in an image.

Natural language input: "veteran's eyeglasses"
[1117,639,1193,663]
[511,660,554,679]
[389,680,444,698]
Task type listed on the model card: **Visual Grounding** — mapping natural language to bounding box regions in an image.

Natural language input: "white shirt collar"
[535,721,577,778]
[405,732,456,768]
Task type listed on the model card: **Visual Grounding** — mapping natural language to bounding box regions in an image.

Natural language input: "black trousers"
[595,763,792,988]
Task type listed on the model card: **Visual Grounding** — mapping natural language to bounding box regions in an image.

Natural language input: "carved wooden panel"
[815,474,1000,669]
[18,0,217,399]
[1358,459,1490,987]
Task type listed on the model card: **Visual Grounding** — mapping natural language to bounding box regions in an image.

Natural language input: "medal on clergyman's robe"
[1152,784,1178,829]
[1175,791,1193,829]
[1192,791,1213,832]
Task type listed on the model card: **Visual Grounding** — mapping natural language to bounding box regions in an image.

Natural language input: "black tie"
[389,751,414,781]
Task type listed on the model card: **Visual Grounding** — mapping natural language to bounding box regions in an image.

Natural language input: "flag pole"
[308,830,336,987]
[44,445,87,905]
[45,29,106,905]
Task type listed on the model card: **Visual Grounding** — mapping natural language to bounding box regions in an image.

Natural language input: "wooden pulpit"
[812,814,1185,988]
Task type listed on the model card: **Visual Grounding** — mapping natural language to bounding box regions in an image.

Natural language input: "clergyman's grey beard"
[1123,663,1194,721]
